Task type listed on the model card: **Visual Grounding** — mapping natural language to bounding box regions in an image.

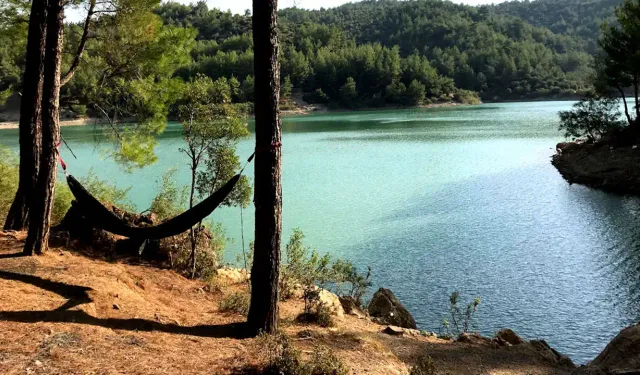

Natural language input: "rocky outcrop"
[382,325,422,337]
[368,288,417,329]
[339,296,367,319]
[317,288,345,318]
[552,140,640,196]
[530,340,575,368]
[495,328,525,346]
[590,323,640,373]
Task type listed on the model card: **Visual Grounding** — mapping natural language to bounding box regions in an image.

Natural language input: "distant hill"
[489,0,623,53]
[154,0,622,104]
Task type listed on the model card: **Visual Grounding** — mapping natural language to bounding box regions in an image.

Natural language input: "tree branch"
[60,0,96,87]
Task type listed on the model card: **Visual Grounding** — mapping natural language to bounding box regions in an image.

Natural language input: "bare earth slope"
[0,231,574,375]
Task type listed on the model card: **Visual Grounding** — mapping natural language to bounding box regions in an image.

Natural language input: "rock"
[112,303,121,310]
[530,340,575,368]
[215,268,249,285]
[457,333,496,347]
[556,142,580,154]
[368,288,417,329]
[382,326,421,337]
[493,337,512,347]
[339,296,367,318]
[591,323,640,372]
[495,328,525,345]
[317,288,344,318]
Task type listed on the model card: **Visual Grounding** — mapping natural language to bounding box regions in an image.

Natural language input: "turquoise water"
[2,102,640,364]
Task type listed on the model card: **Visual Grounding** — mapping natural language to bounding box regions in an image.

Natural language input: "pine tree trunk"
[248,0,282,336]
[4,0,47,231]
[24,1,64,256]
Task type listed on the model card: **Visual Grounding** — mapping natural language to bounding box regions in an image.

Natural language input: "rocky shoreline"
[552,140,640,196]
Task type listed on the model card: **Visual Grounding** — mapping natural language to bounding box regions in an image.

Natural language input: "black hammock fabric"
[66,174,241,240]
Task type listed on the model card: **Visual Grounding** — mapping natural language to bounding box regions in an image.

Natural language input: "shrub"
[296,302,335,328]
[410,354,436,375]
[303,88,329,104]
[279,229,372,325]
[0,147,19,224]
[219,292,250,316]
[453,89,481,105]
[80,169,134,211]
[149,168,187,221]
[166,221,225,279]
[255,333,348,375]
[0,146,73,225]
[558,94,625,140]
[440,291,481,336]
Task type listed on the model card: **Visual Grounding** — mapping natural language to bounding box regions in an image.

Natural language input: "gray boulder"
[368,288,417,329]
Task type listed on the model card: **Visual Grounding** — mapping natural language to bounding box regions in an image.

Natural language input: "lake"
[1,101,639,364]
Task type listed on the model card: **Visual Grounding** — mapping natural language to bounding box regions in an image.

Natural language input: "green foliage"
[0,147,19,224]
[219,292,251,316]
[167,221,226,279]
[255,333,349,375]
[454,89,482,105]
[441,291,481,336]
[79,170,134,211]
[149,168,188,221]
[598,0,640,126]
[558,95,624,140]
[339,77,358,108]
[410,354,437,375]
[279,229,372,326]
[405,80,426,106]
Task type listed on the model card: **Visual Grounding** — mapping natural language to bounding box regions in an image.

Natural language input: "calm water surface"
[2,102,639,364]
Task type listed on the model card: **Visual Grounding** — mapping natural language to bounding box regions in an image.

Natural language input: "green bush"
[0,146,72,225]
[0,147,19,224]
[558,94,625,140]
[80,169,134,211]
[219,292,250,316]
[165,221,225,279]
[149,168,187,221]
[453,89,481,105]
[410,354,436,375]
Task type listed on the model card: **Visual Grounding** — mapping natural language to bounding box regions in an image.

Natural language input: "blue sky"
[67,0,504,22]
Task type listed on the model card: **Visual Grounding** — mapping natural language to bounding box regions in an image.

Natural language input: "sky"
[67,0,505,22]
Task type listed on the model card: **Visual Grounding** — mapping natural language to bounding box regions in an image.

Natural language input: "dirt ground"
[0,231,576,375]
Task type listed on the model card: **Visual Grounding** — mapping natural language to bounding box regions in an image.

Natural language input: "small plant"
[440,291,481,336]
[219,292,251,316]
[410,354,437,375]
[254,332,348,375]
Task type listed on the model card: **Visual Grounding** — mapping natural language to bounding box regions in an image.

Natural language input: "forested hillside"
[156,0,615,106]
[490,0,622,53]
[0,0,623,113]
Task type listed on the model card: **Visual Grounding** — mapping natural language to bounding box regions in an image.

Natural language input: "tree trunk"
[4,0,48,231]
[248,0,282,336]
[24,0,64,256]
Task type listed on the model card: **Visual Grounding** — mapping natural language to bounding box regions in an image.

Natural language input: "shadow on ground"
[0,269,249,339]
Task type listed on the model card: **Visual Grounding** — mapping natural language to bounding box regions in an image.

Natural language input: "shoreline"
[0,101,476,130]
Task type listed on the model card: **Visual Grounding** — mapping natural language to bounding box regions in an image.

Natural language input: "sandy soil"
[0,231,575,374]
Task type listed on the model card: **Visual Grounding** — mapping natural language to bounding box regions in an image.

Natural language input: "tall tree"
[4,0,47,231]
[24,0,64,255]
[598,0,640,128]
[247,0,283,335]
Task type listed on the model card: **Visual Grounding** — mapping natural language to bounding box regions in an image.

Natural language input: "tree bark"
[248,0,282,336]
[24,0,64,255]
[4,0,48,231]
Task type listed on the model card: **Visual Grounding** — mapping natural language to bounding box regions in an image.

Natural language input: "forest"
[0,0,625,113]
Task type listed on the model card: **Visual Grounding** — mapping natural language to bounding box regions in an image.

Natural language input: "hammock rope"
[59,141,282,240]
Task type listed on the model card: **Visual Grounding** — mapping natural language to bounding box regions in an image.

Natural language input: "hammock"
[66,173,241,240]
